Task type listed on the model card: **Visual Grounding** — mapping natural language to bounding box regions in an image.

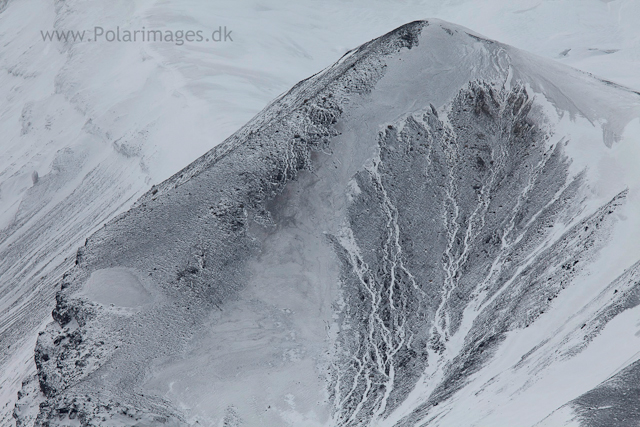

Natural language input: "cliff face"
[13,20,640,427]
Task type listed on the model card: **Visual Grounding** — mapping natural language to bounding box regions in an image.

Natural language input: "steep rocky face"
[13,20,640,427]
[327,80,630,426]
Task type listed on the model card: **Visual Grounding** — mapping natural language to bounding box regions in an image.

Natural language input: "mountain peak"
[13,20,640,427]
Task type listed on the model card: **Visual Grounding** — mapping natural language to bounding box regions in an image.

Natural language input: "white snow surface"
[78,268,153,308]
[1,1,640,426]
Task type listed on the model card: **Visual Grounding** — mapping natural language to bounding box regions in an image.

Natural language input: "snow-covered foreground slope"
[8,19,640,427]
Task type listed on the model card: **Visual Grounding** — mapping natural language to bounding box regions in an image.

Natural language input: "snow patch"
[77,268,152,308]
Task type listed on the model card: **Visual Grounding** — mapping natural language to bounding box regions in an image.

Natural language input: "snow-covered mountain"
[6,18,640,427]
[2,6,640,422]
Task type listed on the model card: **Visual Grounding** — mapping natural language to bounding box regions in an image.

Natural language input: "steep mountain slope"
[3,1,640,424]
[11,20,640,427]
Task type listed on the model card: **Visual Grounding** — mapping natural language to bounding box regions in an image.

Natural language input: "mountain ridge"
[12,19,640,427]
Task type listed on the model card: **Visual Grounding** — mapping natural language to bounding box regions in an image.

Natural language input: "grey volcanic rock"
[13,20,640,427]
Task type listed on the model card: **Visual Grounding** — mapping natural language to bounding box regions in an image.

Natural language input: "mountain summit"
[13,20,640,427]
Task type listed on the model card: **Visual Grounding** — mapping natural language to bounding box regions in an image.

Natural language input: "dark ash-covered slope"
[13,20,640,427]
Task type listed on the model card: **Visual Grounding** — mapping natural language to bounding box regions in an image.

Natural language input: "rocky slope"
[12,20,640,427]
